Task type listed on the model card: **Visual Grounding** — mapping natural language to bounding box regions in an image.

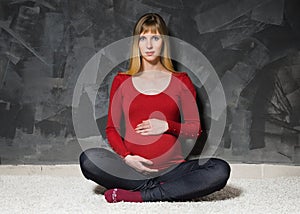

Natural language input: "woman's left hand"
[135,118,168,135]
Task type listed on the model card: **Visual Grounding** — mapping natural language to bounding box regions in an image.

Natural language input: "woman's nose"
[146,39,153,49]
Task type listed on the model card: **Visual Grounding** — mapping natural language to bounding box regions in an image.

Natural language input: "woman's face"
[138,31,163,63]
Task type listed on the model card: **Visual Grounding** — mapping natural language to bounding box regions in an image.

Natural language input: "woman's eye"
[139,36,145,41]
[153,36,160,41]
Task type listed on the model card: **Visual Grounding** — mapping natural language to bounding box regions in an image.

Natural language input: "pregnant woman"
[79,13,231,203]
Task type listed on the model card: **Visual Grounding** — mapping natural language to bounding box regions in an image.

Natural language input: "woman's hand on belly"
[135,118,168,135]
[124,155,159,174]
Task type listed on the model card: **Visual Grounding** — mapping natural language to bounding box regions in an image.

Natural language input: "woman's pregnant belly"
[124,133,184,170]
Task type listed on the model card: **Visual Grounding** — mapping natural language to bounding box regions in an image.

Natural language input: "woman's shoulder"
[109,72,131,88]
[172,71,190,81]
[172,71,188,76]
[116,71,131,76]
[172,71,195,89]
[113,71,131,80]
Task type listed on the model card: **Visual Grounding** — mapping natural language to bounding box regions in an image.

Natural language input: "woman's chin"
[142,55,161,63]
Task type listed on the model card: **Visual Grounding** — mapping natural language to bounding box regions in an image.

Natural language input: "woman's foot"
[104,188,143,203]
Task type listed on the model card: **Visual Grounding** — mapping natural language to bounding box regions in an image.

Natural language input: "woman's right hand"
[123,155,159,174]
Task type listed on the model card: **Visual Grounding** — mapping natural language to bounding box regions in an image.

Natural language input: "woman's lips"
[146,51,155,56]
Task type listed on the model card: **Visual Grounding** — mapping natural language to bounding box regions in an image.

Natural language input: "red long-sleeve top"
[105,71,202,170]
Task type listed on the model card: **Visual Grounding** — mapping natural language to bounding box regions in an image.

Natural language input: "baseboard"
[229,164,300,179]
[0,165,82,177]
[0,164,300,179]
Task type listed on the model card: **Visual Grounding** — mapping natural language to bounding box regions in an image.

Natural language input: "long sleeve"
[165,73,202,138]
[105,74,131,158]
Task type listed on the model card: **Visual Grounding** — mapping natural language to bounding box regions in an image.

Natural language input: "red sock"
[104,188,143,203]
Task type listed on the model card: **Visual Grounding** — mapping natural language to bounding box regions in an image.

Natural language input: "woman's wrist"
[122,152,131,160]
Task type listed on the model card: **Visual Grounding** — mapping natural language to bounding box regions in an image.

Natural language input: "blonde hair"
[124,13,176,75]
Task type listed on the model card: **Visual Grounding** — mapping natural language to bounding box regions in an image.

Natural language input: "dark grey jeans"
[79,148,231,202]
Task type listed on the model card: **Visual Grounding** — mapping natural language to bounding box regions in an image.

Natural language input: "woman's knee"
[211,158,231,182]
[79,151,93,178]
[79,148,96,169]
[79,148,109,176]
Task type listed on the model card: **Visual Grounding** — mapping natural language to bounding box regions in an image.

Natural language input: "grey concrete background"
[0,0,299,165]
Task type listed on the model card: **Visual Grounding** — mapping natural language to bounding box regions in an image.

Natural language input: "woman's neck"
[140,58,165,72]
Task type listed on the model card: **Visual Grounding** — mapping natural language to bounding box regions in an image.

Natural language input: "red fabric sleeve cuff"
[165,120,181,136]
[120,152,131,159]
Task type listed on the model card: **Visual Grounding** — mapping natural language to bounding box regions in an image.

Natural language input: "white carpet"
[0,175,299,214]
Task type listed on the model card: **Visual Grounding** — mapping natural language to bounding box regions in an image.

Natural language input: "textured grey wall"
[0,0,299,165]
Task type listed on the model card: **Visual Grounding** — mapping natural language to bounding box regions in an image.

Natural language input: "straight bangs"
[140,22,161,35]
